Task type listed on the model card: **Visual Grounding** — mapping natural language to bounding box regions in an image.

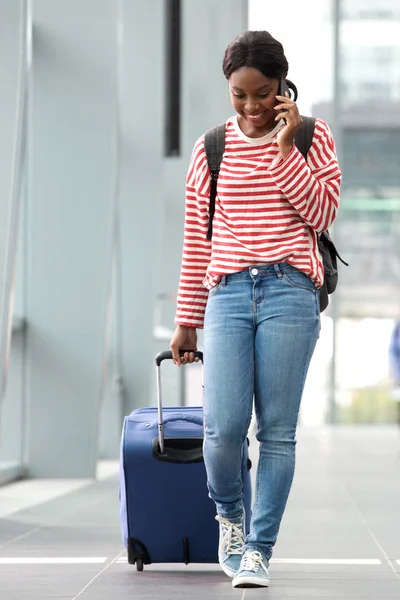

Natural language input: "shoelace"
[215,515,244,555]
[241,551,269,573]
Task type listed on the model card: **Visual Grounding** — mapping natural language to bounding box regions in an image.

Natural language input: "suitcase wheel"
[136,558,144,572]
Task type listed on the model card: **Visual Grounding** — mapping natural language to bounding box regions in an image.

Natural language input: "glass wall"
[249,0,400,425]
[0,1,28,483]
[334,0,400,424]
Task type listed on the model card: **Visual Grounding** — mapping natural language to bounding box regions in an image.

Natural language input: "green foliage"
[338,385,399,424]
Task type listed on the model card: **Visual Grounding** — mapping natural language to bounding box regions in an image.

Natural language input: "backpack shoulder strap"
[204,123,226,241]
[204,122,226,175]
[295,116,316,160]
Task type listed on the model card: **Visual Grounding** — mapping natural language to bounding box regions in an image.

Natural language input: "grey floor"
[1,426,400,599]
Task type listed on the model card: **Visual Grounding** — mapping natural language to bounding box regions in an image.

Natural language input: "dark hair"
[223,30,288,79]
[223,31,297,97]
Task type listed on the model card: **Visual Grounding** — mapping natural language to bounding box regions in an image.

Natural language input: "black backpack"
[203,116,347,312]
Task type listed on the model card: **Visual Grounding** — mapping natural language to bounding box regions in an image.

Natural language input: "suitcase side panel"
[119,417,129,548]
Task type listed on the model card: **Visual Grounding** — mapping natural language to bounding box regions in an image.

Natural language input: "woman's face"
[229,67,280,137]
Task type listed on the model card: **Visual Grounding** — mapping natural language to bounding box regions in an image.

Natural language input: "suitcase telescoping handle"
[155,350,203,454]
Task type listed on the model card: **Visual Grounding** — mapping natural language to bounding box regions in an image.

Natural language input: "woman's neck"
[237,114,277,138]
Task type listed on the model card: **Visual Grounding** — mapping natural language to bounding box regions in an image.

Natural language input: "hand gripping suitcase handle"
[155,350,203,366]
[155,350,204,454]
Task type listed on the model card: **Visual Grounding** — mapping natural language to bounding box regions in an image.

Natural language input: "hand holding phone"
[274,78,302,158]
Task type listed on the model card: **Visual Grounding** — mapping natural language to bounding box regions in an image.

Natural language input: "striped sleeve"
[174,137,212,329]
[269,119,342,232]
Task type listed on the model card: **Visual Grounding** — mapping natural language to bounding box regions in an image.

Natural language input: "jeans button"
[251,268,259,276]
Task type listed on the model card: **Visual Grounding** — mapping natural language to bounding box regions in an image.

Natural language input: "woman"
[170,30,341,588]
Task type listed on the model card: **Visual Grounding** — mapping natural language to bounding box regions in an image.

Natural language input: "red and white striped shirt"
[175,116,341,328]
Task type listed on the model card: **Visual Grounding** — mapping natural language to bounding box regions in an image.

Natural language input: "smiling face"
[229,66,280,138]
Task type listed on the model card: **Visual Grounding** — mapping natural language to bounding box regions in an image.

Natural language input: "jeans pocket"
[208,281,222,299]
[282,269,316,294]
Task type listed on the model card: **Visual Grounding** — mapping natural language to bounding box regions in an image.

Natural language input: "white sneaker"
[215,514,245,578]
[232,550,270,588]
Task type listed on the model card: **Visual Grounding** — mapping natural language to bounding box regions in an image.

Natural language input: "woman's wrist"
[279,141,294,159]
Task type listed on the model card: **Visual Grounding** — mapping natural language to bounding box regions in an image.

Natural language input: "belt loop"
[274,263,283,279]
[221,275,227,287]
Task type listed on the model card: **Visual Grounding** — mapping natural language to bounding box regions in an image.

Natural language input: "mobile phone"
[278,78,292,113]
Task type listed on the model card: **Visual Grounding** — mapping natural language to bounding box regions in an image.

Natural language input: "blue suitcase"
[119,350,252,570]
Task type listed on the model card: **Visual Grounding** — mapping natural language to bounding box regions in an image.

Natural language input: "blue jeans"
[203,262,320,561]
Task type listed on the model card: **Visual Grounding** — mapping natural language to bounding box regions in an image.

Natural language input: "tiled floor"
[1,426,400,599]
